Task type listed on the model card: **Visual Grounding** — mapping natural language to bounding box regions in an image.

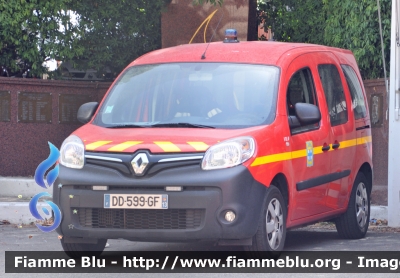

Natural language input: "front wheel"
[335,172,370,239]
[246,185,287,255]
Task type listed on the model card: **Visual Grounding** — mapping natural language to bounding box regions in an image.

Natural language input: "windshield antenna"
[201,11,224,60]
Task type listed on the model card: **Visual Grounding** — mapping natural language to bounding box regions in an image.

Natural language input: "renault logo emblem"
[131,153,149,175]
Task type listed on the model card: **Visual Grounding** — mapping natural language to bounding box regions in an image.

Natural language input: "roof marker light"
[223,29,239,43]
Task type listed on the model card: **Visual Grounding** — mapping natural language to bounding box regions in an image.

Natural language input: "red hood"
[73,124,266,153]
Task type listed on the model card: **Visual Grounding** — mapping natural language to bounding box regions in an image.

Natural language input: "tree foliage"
[258,0,391,79]
[65,0,165,77]
[193,0,224,6]
[0,0,80,76]
[258,0,325,44]
[0,0,166,77]
[323,0,391,79]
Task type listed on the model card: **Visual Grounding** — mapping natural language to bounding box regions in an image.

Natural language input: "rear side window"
[318,64,348,126]
[341,65,367,120]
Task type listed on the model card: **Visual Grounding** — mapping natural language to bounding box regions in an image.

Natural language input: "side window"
[341,65,367,120]
[287,68,318,133]
[318,64,348,126]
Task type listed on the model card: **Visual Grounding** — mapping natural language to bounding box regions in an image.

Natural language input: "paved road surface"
[1,225,399,278]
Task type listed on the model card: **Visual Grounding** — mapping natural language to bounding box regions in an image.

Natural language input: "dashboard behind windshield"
[94,63,280,129]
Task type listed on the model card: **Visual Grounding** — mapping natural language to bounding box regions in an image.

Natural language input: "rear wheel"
[335,172,370,239]
[61,238,107,258]
[246,185,286,256]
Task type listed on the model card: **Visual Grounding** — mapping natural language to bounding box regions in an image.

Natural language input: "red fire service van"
[54,29,373,256]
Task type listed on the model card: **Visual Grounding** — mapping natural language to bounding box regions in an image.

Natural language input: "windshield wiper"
[151,122,215,129]
[106,124,152,128]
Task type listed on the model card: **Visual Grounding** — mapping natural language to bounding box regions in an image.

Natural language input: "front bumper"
[53,156,267,242]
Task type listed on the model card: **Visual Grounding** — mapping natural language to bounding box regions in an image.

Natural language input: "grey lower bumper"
[53,162,267,242]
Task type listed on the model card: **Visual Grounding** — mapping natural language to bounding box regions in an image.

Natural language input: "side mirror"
[295,103,321,125]
[77,102,99,124]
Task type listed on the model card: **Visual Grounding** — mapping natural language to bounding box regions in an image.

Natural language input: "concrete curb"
[370,205,388,221]
[0,177,51,198]
[0,202,50,225]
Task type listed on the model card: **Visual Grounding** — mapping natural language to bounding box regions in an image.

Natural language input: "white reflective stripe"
[85,155,122,162]
[158,156,203,163]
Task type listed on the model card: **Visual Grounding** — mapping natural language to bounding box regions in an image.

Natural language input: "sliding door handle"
[332,142,340,149]
[322,145,330,151]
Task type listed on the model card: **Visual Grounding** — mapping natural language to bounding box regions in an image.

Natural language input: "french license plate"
[104,194,168,209]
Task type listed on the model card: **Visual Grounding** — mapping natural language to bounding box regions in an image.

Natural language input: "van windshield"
[93,63,280,129]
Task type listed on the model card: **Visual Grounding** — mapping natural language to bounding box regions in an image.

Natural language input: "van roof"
[131,41,354,67]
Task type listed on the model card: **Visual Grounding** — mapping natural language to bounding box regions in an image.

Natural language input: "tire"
[335,172,370,239]
[61,238,107,258]
[246,185,286,256]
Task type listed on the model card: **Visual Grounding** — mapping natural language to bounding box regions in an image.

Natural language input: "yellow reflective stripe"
[108,141,142,152]
[251,135,372,167]
[357,137,367,145]
[85,141,112,151]
[154,141,181,152]
[187,142,209,151]
[357,136,372,145]
[336,138,357,149]
[251,152,292,167]
[313,147,324,155]
[292,149,306,159]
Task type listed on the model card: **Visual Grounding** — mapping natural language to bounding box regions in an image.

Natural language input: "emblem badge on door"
[306,141,314,167]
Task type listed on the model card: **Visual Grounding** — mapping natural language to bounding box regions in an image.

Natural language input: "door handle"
[332,142,340,149]
[322,145,330,151]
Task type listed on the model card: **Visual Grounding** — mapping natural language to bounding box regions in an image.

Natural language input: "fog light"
[225,211,236,222]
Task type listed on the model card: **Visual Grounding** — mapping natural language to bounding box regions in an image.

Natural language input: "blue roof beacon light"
[223,29,239,43]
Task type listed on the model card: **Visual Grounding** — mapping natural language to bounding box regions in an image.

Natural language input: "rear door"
[317,54,356,210]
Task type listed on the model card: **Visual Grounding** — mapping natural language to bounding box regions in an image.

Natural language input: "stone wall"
[0,77,111,177]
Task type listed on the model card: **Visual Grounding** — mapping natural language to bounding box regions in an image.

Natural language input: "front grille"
[85,151,203,177]
[78,208,204,230]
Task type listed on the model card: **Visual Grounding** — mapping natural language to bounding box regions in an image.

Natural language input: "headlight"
[202,137,255,170]
[59,135,85,169]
